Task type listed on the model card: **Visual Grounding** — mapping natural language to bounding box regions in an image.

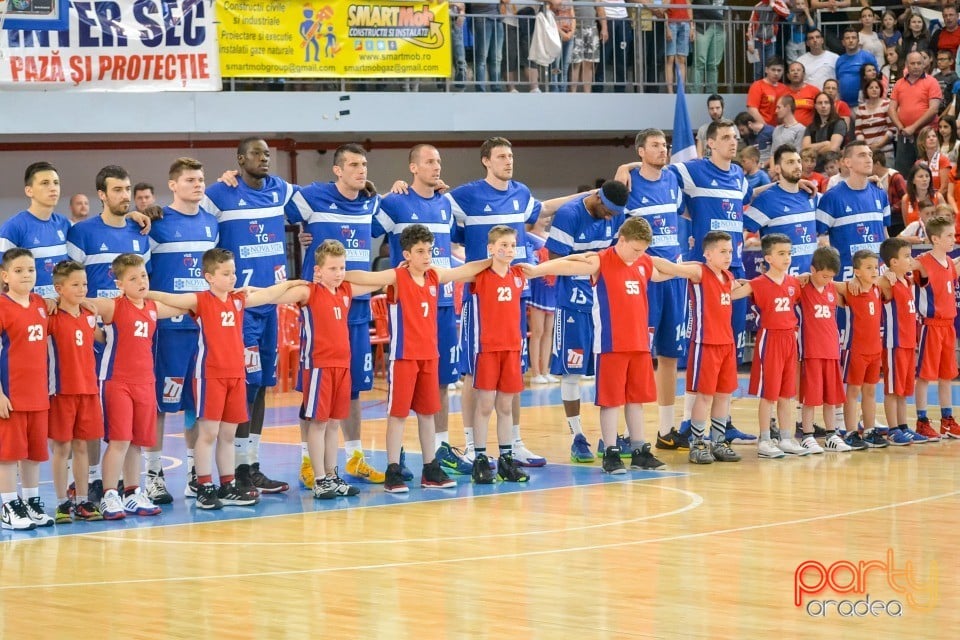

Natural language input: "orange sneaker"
[940,415,960,439]
[915,417,941,442]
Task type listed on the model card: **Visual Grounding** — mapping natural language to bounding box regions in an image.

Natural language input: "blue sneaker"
[398,447,414,481]
[570,434,594,463]
[678,419,692,438]
[725,420,758,443]
[886,427,914,446]
[597,434,632,459]
[902,426,929,444]
[435,442,474,475]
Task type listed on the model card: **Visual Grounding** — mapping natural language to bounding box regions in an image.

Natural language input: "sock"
[77,494,87,503]
[499,443,512,458]
[658,405,675,437]
[898,423,908,431]
[144,451,162,475]
[66,459,73,486]
[124,486,137,497]
[942,408,953,419]
[235,438,250,467]
[690,418,706,440]
[567,416,583,437]
[464,427,475,448]
[1,492,17,505]
[220,474,235,485]
[710,418,726,443]
[512,424,522,444]
[301,442,310,462]
[475,446,487,456]
[186,450,195,473]
[682,393,696,421]
[89,464,101,481]
[198,474,213,485]
[22,487,39,500]
[250,434,261,464]
[344,440,362,458]
[435,430,449,449]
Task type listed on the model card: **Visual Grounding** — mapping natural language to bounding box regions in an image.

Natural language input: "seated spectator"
[902,163,941,226]
[873,150,907,235]
[822,78,853,131]
[771,95,807,171]
[940,115,960,164]
[803,92,847,161]
[899,203,938,244]
[915,124,955,204]
[800,146,828,192]
[738,145,771,190]
[855,78,895,165]
[858,63,888,102]
[747,56,788,126]
[934,49,959,113]
[784,61,820,126]
[735,111,775,165]
[858,7,885,62]
[879,10,902,49]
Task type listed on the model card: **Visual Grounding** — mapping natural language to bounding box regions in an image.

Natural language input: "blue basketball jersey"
[203,175,295,288]
[545,196,622,312]
[0,210,71,298]
[285,181,378,323]
[744,185,819,275]
[625,168,684,262]
[373,189,456,307]
[148,206,219,331]
[669,159,753,268]
[815,182,890,277]
[66,216,151,298]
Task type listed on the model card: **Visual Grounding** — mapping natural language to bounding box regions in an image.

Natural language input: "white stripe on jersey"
[626,203,678,217]
[745,209,814,227]
[816,210,888,227]
[462,213,529,226]
[150,240,218,254]
[22,245,65,259]
[212,205,291,223]
[65,242,86,263]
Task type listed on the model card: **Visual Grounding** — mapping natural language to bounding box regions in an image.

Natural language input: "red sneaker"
[916,417,941,442]
[940,415,960,439]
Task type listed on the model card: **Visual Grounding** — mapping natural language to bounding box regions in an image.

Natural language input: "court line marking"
[3,489,956,591]
[81,485,704,546]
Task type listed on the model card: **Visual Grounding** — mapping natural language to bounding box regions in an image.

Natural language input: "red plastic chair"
[276,304,301,392]
[369,294,390,377]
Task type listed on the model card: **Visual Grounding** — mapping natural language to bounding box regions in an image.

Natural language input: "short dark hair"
[706,118,737,141]
[599,180,628,208]
[734,112,755,127]
[843,26,860,37]
[778,94,796,113]
[24,161,57,186]
[95,165,130,193]
[1,248,33,269]
[399,223,434,252]
[703,231,732,250]
[811,246,841,273]
[169,157,203,181]
[480,137,512,161]
[238,137,266,156]
[707,94,724,107]
[52,259,86,286]
[852,249,878,269]
[202,248,235,275]
[765,55,785,68]
[880,237,911,265]
[333,143,366,167]
[761,233,792,256]
[774,144,800,165]
[408,143,437,164]
[635,128,666,149]
[842,140,872,158]
[133,182,154,195]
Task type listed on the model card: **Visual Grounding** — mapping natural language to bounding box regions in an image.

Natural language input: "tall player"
[286,143,384,484]
[202,138,296,494]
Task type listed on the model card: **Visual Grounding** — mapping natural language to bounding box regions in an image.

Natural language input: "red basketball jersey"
[592,247,652,353]
[386,267,440,361]
[300,282,352,369]
[844,283,882,353]
[192,291,246,379]
[883,277,917,349]
[100,296,157,384]
[47,308,98,395]
[750,274,801,331]
[0,293,49,411]
[915,253,958,321]
[798,282,841,360]
[688,264,734,345]
[470,265,526,352]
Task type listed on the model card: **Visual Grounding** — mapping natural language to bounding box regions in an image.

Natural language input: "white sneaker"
[824,434,853,452]
[123,489,161,516]
[512,441,547,467]
[778,438,811,456]
[24,497,54,527]
[462,445,476,465]
[1,499,36,530]
[545,374,560,383]
[530,374,550,384]
[801,436,825,454]
[758,440,786,458]
[447,382,459,391]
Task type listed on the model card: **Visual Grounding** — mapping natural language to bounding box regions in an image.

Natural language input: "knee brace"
[561,375,582,402]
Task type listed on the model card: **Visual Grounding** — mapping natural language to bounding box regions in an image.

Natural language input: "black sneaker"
[235,464,255,493]
[844,432,869,451]
[655,429,690,451]
[25,497,54,527]
[196,483,223,510]
[384,463,409,493]
[313,477,338,500]
[496,453,529,482]
[145,469,174,505]
[601,446,626,475]
[769,419,781,443]
[421,459,456,489]
[218,480,259,506]
[88,479,104,504]
[471,453,496,484]
[250,462,289,493]
[329,468,360,497]
[863,429,890,448]
[184,467,199,499]
[630,443,666,470]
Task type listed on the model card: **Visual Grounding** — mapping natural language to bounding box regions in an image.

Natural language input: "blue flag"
[671,68,697,163]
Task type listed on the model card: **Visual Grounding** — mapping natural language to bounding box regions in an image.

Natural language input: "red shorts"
[748,329,798,401]
[48,394,104,442]
[595,351,657,407]
[388,358,440,418]
[917,323,959,381]
[842,350,882,386]
[800,358,846,407]
[0,411,48,462]
[102,380,157,447]
[195,377,248,424]
[686,343,738,395]
[473,350,523,393]
[884,347,917,397]
[301,367,351,422]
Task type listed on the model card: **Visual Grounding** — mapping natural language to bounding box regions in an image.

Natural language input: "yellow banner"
[218,1,450,78]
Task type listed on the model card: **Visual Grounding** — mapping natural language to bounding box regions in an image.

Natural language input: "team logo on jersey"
[329,203,338,210]
[86,314,96,328]
[183,255,198,267]
[441,209,447,220]
[513,199,520,211]
[788,286,796,296]
[484,205,492,212]
[566,348,584,367]
[641,196,649,204]
[175,230,182,238]
[32,236,40,244]
[57,230,65,241]
[578,233,587,240]
[205,227,212,238]
[784,206,791,212]
[238,198,248,206]
[845,206,853,213]
[411,213,419,220]
[710,180,718,187]
[44,259,55,273]
[875,200,881,209]
[514,276,523,288]
[38,307,46,318]
[856,223,870,236]
[132,240,141,252]
[272,192,279,203]
[149,310,158,321]
[827,293,835,302]
[428,286,436,296]
[163,377,184,403]
[100,243,109,251]
[605,226,612,237]
[342,296,350,307]
[234,299,242,311]
[721,199,736,219]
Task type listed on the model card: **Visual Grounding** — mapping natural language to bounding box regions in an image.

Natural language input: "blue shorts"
[437,305,460,385]
[349,322,373,398]
[731,265,747,364]
[154,326,198,414]
[529,277,557,312]
[549,307,595,376]
[648,278,688,359]
[243,305,279,399]
[520,298,529,374]
[666,22,691,57]
[459,297,529,376]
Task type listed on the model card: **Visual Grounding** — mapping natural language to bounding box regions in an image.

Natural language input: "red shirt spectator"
[748,62,789,126]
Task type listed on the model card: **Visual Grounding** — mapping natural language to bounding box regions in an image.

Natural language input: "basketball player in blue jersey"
[546,182,627,464]
[148,157,220,500]
[203,138,296,495]
[285,143,386,484]
[373,144,474,477]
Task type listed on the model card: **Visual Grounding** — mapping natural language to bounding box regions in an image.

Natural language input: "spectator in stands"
[68,194,90,224]
[858,63,888,102]
[697,94,736,158]
[133,183,155,213]
[800,146,828,192]
[902,13,930,55]
[804,92,847,162]
[638,2,664,91]
[939,115,960,163]
[784,0,816,64]
[503,3,537,93]
[902,163,941,227]
[736,111,775,164]
[738,146,771,190]
[594,0,633,93]
[914,125,955,204]
[746,0,791,80]
[551,1,576,92]
[809,0,852,53]
[872,150,907,235]
[823,78,853,131]
[934,49,959,110]
[820,150,841,182]
[879,10,901,49]
[469,1,505,91]
[890,50,943,174]
[569,0,604,93]
[664,0,694,94]
[858,7,885,63]
[882,45,902,95]
[747,56,788,126]
[855,78,896,165]
[692,0,727,93]
[450,3,467,90]
[932,5,960,60]
[797,28,838,90]
[771,95,807,172]
[784,61,820,126]
[836,27,878,107]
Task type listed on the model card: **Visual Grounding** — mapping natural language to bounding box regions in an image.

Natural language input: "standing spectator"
[901,163,940,227]
[823,78,853,131]
[939,115,960,163]
[836,27,878,107]
[797,28,838,90]
[692,0,726,94]
[664,0,694,94]
[809,0,852,52]
[469,1,505,92]
[746,0,791,80]
[569,0,604,93]
[914,125,955,204]
[450,3,467,90]
[933,49,959,108]
[133,183,155,213]
[739,146,772,190]
[879,10,902,49]
[771,95,808,170]
[594,0,633,93]
[872,151,907,235]
[736,111,776,165]
[858,7,885,63]
[855,78,896,164]
[638,2,664,92]
[697,94,737,158]
[550,1,576,92]
[784,61,820,126]
[747,56,788,126]
[901,13,930,55]
[783,0,816,64]
[502,3,533,93]
[803,92,847,159]
[882,45,903,95]
[890,51,943,174]
[932,5,960,60]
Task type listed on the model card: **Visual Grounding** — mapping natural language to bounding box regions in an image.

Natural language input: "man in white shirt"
[796,28,838,89]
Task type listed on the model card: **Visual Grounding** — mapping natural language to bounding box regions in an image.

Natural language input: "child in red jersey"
[652,231,745,465]
[0,249,52,530]
[48,261,105,522]
[84,254,185,520]
[146,248,305,510]
[344,224,491,493]
[525,217,669,475]
[912,215,960,440]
